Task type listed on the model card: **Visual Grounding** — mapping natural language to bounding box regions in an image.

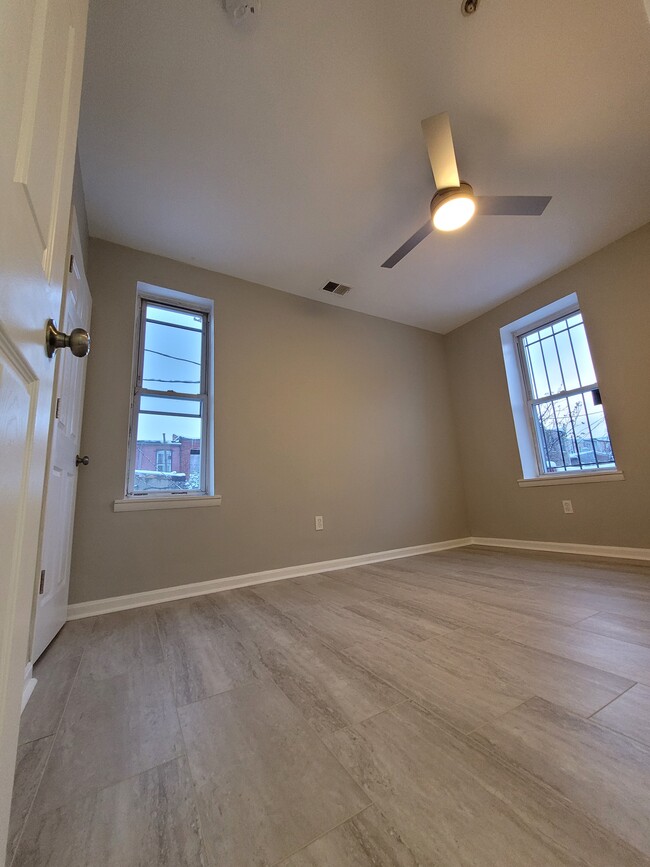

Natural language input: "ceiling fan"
[381,113,551,268]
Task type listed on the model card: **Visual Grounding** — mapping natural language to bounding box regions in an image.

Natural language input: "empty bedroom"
[1,0,650,864]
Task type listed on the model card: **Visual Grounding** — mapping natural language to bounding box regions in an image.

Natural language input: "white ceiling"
[78,0,650,333]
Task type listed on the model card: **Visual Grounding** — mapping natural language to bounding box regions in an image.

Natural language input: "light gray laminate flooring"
[7,547,650,865]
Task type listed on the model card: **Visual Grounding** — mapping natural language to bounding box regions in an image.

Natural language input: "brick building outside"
[134,435,201,491]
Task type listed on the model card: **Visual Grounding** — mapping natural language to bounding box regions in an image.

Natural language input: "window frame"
[124,286,213,500]
[516,307,601,475]
[500,294,623,485]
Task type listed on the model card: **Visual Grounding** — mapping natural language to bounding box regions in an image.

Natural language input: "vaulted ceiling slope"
[78,0,650,333]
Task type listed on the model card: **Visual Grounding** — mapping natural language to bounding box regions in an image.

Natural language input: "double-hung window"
[501,294,619,482]
[126,292,211,497]
[517,310,615,474]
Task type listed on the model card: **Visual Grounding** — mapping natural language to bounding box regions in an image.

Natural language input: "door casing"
[32,210,92,662]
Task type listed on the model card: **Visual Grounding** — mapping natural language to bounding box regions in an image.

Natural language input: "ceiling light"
[433,195,475,232]
[431,183,476,232]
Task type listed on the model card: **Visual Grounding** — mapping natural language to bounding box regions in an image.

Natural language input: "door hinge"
[69,253,75,273]
[55,397,61,419]
[39,570,45,594]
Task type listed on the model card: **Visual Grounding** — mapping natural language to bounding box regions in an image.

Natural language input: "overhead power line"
[143,378,200,384]
[145,348,201,365]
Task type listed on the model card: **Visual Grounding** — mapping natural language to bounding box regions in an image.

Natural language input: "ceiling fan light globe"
[430,183,476,232]
[433,196,475,231]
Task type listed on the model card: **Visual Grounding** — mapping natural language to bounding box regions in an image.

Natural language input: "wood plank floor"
[7,547,650,866]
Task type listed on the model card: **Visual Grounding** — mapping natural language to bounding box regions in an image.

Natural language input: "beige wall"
[444,223,650,549]
[70,239,468,603]
[72,151,89,265]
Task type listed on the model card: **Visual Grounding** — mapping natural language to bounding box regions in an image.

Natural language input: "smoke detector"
[223,0,260,23]
[322,281,351,296]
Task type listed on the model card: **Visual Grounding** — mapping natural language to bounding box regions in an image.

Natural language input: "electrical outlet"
[562,500,574,514]
[315,515,324,531]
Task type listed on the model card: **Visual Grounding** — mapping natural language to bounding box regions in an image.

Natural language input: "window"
[518,310,615,474]
[500,294,620,483]
[126,290,212,497]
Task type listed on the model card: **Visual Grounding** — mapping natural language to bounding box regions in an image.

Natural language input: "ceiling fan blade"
[421,113,460,191]
[475,195,551,216]
[381,221,433,268]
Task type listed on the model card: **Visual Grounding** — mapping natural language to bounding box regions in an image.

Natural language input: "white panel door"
[0,0,88,859]
[32,218,92,661]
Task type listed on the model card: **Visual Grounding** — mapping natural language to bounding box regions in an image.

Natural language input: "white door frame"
[31,207,92,662]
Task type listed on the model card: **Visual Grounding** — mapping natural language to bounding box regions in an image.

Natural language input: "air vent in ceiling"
[322,281,351,296]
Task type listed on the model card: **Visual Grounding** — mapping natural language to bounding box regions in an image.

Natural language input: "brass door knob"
[76,455,90,466]
[46,319,91,358]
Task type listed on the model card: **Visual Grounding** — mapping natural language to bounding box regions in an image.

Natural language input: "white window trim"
[500,293,621,486]
[517,470,624,488]
[114,494,222,512]
[118,282,216,509]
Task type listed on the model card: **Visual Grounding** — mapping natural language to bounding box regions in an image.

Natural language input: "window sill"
[113,494,222,512]
[517,471,624,488]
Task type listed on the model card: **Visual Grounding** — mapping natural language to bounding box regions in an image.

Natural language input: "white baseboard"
[67,537,473,620]
[22,663,37,713]
[470,537,650,562]
[67,534,650,621]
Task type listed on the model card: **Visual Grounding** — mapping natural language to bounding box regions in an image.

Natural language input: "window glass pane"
[565,392,613,470]
[534,399,576,471]
[554,330,580,392]
[134,396,203,492]
[533,389,614,473]
[564,395,595,469]
[524,341,550,399]
[569,323,596,387]
[141,304,204,394]
[540,336,564,396]
[140,395,202,417]
[582,389,615,468]
[146,304,203,330]
[521,312,599,396]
